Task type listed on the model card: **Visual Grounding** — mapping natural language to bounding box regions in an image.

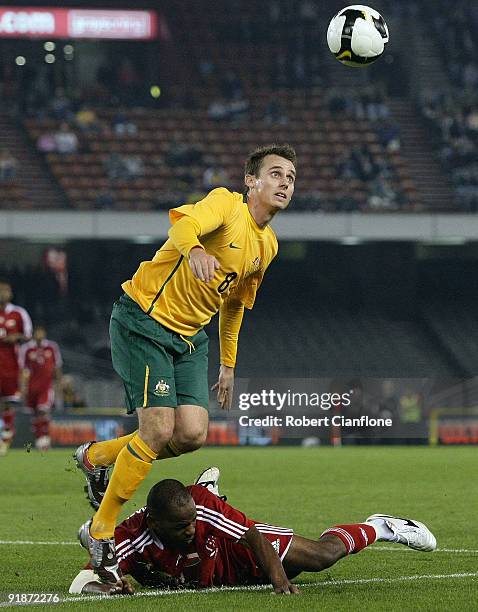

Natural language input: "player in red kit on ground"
[70,468,436,595]
[19,324,63,451]
[0,279,33,456]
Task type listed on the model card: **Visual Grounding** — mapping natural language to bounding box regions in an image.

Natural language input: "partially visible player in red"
[19,324,63,451]
[71,468,436,595]
[0,279,33,456]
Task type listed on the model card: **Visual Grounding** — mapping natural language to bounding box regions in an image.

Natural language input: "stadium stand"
[25,98,418,212]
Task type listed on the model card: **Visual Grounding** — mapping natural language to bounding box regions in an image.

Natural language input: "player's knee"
[138,412,175,453]
[174,425,207,453]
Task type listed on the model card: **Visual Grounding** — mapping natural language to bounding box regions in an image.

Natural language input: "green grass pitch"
[1,446,477,610]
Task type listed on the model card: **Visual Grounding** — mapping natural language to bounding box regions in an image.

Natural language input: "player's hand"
[211,365,234,410]
[188,247,220,283]
[83,578,134,595]
[272,576,299,595]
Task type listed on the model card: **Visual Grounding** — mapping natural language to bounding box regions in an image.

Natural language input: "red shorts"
[0,371,20,402]
[253,524,294,561]
[26,386,54,411]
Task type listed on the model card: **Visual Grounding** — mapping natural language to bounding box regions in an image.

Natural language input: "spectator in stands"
[165,136,203,168]
[202,165,229,191]
[75,107,101,133]
[61,374,86,409]
[50,88,73,121]
[208,99,230,121]
[368,175,398,210]
[112,113,137,136]
[36,132,57,154]
[376,120,401,152]
[123,156,145,180]
[104,153,127,182]
[55,123,78,155]
[0,149,18,181]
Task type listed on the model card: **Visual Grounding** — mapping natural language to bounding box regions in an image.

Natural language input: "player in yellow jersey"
[74,144,297,582]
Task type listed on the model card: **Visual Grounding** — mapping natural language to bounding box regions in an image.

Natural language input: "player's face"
[246,154,296,210]
[34,327,47,342]
[148,500,197,550]
[0,283,12,305]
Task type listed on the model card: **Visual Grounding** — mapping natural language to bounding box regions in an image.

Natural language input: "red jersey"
[19,339,62,391]
[0,303,32,373]
[114,485,293,588]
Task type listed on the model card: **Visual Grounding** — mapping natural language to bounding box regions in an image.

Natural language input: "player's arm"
[212,296,244,409]
[19,368,30,403]
[0,332,28,344]
[243,526,299,595]
[69,572,133,595]
[168,189,234,283]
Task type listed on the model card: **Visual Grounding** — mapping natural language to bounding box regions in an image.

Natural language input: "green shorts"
[110,294,209,413]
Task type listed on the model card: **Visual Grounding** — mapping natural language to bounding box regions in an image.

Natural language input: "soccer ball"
[327,5,389,67]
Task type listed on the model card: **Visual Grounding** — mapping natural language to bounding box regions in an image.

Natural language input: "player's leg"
[283,514,436,578]
[283,534,347,578]
[32,387,55,451]
[156,404,208,459]
[86,406,174,583]
[156,329,209,459]
[84,298,179,582]
[90,406,175,536]
[283,522,377,578]
[82,430,138,467]
[0,373,21,455]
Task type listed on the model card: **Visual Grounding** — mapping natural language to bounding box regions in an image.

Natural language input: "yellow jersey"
[122,188,278,359]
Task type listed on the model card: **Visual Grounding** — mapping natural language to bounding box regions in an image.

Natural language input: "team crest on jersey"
[154,379,170,396]
[272,539,280,554]
[245,256,262,278]
[205,535,217,558]
[6,319,16,328]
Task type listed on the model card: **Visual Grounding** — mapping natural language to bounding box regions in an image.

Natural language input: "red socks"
[33,414,50,439]
[321,523,377,554]
[2,408,15,439]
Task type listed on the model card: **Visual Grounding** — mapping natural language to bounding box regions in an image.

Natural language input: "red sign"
[0,7,157,39]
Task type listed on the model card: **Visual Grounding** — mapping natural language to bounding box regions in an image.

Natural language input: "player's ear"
[245,174,256,190]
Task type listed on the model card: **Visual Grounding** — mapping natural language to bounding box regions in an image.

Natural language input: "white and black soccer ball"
[327,5,389,67]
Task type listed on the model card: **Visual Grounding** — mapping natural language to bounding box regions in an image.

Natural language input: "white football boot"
[366,514,437,552]
[195,466,222,497]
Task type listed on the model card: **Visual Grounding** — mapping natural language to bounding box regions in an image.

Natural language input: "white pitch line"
[2,541,478,554]
[368,546,478,554]
[0,541,77,546]
[2,572,477,607]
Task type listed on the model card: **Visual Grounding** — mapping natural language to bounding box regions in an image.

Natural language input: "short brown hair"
[245,143,297,178]
[244,144,296,200]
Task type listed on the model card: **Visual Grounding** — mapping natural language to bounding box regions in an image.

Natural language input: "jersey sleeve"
[190,485,255,542]
[18,344,29,370]
[17,307,33,338]
[114,522,142,576]
[232,229,278,310]
[50,341,63,368]
[219,297,244,367]
[169,188,236,237]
